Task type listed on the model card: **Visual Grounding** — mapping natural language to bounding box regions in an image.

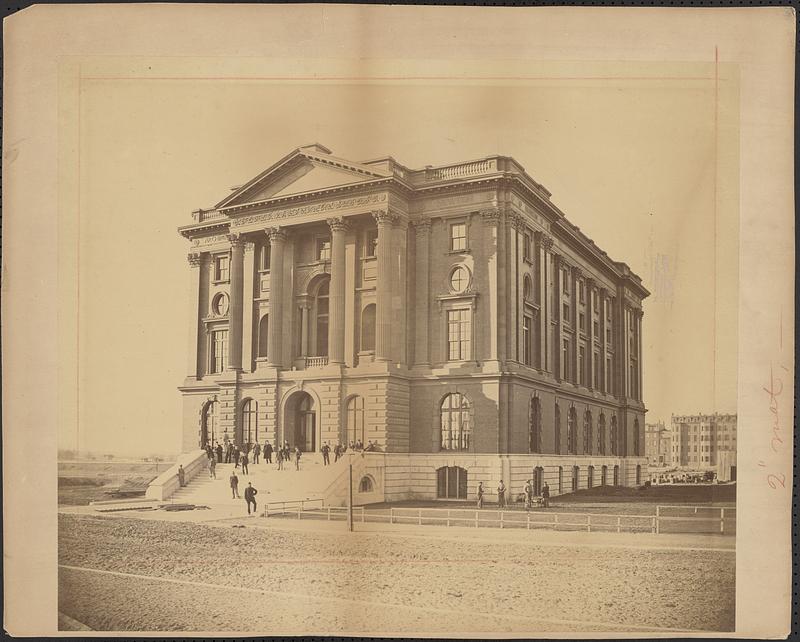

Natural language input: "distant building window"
[593,320,599,337]
[211,329,228,373]
[214,255,230,282]
[562,339,570,380]
[529,396,541,453]
[606,357,613,394]
[347,396,365,446]
[242,399,258,445]
[579,313,586,332]
[579,280,585,303]
[440,393,471,451]
[447,309,471,361]
[257,315,269,359]
[317,237,331,261]
[567,407,577,455]
[562,270,570,294]
[578,346,586,386]
[523,276,532,301]
[598,414,606,455]
[563,303,570,322]
[572,465,579,492]
[554,403,561,455]
[360,304,376,352]
[583,410,593,454]
[450,223,467,252]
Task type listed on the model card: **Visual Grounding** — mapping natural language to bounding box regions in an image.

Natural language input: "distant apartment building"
[670,413,737,480]
[645,421,671,468]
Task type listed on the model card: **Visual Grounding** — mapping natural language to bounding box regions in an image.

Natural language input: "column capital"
[586,277,596,290]
[633,308,644,319]
[265,227,289,244]
[372,210,397,226]
[187,251,204,267]
[227,232,245,249]
[571,265,583,279]
[536,231,554,250]
[327,216,351,233]
[412,218,432,235]
[508,212,525,231]
[480,208,502,225]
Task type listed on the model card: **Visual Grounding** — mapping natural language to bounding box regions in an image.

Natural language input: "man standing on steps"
[215,442,223,463]
[294,446,302,471]
[178,464,186,488]
[321,442,330,466]
[234,444,241,469]
[229,470,240,499]
[244,482,258,516]
[253,442,261,465]
[225,441,233,464]
[264,441,273,464]
[241,450,249,475]
[209,457,217,479]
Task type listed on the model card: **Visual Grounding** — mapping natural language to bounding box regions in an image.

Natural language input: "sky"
[69,77,738,456]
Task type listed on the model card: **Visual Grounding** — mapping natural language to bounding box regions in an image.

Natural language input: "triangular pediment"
[216,145,391,209]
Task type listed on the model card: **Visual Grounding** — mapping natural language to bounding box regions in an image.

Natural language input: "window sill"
[212,279,230,286]
[447,248,471,256]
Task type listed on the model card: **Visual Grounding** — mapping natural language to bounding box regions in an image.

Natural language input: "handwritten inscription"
[761,313,790,490]
[230,193,387,228]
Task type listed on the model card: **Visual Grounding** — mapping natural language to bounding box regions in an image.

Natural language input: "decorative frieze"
[480,208,501,225]
[230,193,388,228]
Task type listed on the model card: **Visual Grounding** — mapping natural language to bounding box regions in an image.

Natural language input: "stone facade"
[645,421,672,468]
[178,144,650,499]
[670,413,737,471]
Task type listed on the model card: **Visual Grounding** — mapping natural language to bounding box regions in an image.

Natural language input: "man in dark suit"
[215,443,223,463]
[264,442,273,464]
[244,482,258,515]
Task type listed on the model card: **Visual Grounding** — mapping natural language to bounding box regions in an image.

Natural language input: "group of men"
[203,437,308,473]
[476,480,551,510]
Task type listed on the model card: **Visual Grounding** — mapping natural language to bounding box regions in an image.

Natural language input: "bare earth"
[58,513,734,634]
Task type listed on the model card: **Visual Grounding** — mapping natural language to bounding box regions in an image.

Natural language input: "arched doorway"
[201,401,217,448]
[284,391,317,452]
[436,466,468,499]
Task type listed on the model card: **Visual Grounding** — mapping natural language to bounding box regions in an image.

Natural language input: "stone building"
[670,413,737,474]
[645,421,672,468]
[178,144,649,501]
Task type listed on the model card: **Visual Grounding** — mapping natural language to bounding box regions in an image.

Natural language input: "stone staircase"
[166,453,350,508]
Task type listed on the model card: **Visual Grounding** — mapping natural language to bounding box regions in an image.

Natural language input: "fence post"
[447,510,451,528]
[527,513,531,530]
[418,509,422,526]
[655,506,660,534]
[362,507,365,523]
[554,514,559,530]
[651,516,656,533]
[297,505,301,520]
[475,511,479,528]
[500,511,504,529]
[390,507,394,525]
[587,515,592,533]
[617,516,621,533]
[327,507,331,521]
[720,508,725,534]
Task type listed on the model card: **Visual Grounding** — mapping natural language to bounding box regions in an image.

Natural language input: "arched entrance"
[284,391,318,452]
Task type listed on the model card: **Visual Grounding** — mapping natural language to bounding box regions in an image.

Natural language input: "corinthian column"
[266,227,288,367]
[373,210,396,362]
[186,252,204,378]
[327,216,350,365]
[413,219,432,366]
[227,233,245,371]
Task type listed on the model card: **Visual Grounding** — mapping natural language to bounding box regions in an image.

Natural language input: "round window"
[449,266,469,293]
[212,293,230,316]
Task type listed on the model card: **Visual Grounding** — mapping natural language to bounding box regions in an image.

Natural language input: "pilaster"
[327,216,350,365]
[266,227,288,367]
[242,242,255,373]
[186,252,204,379]
[413,219,432,366]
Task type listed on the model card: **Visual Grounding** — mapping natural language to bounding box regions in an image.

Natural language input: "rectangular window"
[447,309,471,360]
[523,232,532,261]
[450,223,467,252]
[579,313,586,332]
[260,243,271,271]
[214,255,230,282]
[562,270,570,294]
[593,293,599,313]
[593,320,599,337]
[317,237,331,261]
[211,329,228,373]
[562,339,570,380]
[522,315,532,366]
[563,303,570,323]
[579,280,585,303]
[606,357,613,394]
[593,353,600,388]
[365,229,378,257]
[578,346,586,385]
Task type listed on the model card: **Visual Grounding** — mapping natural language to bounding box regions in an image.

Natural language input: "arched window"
[242,399,258,445]
[346,396,365,445]
[610,416,619,456]
[567,407,577,455]
[360,304,376,352]
[315,279,329,357]
[613,464,620,486]
[440,393,471,451]
[523,275,532,301]
[598,413,606,455]
[636,464,642,485]
[572,465,580,492]
[258,315,269,359]
[633,419,641,456]
[587,465,595,489]
[359,476,374,493]
[201,401,217,448]
[529,396,541,453]
[601,465,608,486]
[584,410,593,455]
[554,403,562,455]
[436,466,468,499]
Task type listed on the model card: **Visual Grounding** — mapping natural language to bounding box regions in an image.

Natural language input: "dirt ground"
[58,513,735,634]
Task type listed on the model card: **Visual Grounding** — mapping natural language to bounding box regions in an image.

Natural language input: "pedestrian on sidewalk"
[524,479,533,510]
[276,449,284,471]
[294,447,302,471]
[476,481,484,509]
[229,470,240,499]
[244,482,258,515]
[225,442,233,464]
[542,482,550,508]
[253,442,261,464]
[215,442,223,463]
[209,457,217,479]
[264,441,273,464]
[497,479,507,509]
[334,443,342,463]
[178,464,186,487]
[241,451,249,475]
[321,442,330,466]
[234,445,241,468]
